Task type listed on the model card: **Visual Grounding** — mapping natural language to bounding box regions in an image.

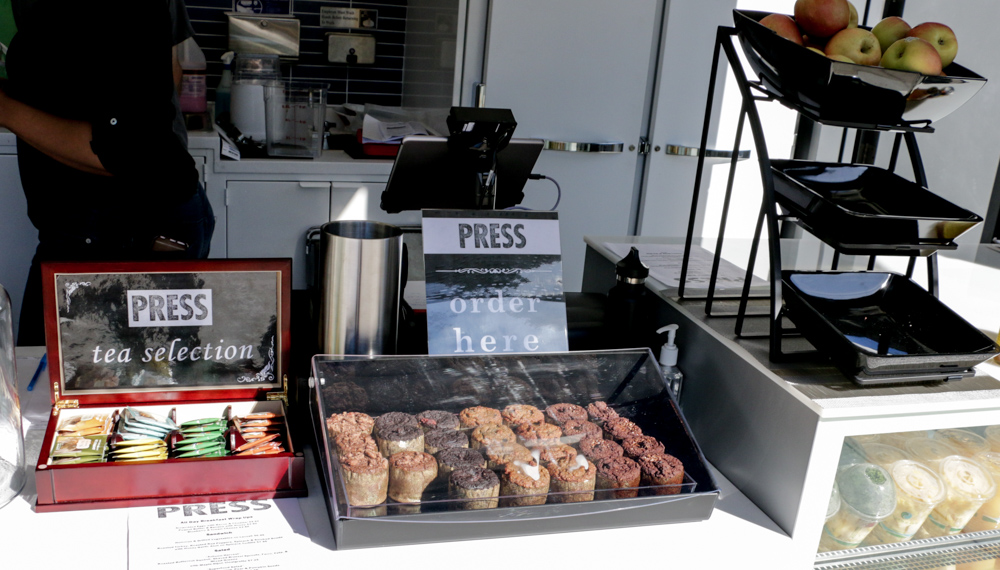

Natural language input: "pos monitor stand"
[379,136,545,213]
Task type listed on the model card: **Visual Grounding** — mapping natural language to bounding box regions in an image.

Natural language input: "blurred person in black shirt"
[0,0,214,345]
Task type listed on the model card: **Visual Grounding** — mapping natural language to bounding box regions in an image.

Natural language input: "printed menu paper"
[128,499,310,569]
[423,210,568,355]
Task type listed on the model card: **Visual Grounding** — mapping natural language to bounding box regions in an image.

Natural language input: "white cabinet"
[0,154,36,343]
[225,180,333,290]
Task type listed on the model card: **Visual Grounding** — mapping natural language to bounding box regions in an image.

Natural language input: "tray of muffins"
[308,349,719,549]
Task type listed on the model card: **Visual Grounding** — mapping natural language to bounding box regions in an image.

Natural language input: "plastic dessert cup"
[918,456,997,538]
[963,452,1000,532]
[906,438,960,470]
[827,483,841,522]
[862,443,911,469]
[863,460,945,545]
[819,463,897,552]
[934,429,990,458]
[983,425,1000,453]
[880,431,929,449]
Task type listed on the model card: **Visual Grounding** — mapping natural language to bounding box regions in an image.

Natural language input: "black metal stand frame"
[677,26,941,362]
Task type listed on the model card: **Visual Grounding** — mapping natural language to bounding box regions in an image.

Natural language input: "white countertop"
[1,346,808,569]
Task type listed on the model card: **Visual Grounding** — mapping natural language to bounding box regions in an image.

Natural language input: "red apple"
[846,1,859,28]
[759,13,805,46]
[880,37,943,75]
[794,0,851,39]
[871,16,911,54]
[907,22,958,68]
[825,28,881,65]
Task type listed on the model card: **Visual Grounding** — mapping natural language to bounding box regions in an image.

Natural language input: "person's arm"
[0,85,110,176]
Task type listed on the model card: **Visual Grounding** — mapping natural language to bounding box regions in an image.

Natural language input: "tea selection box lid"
[40,259,291,406]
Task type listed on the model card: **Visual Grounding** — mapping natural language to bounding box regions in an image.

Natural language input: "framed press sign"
[421,209,569,355]
[40,259,291,405]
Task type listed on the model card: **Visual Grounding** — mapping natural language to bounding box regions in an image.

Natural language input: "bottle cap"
[615,247,649,282]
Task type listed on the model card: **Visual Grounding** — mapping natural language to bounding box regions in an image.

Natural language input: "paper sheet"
[602,242,767,292]
[128,499,310,569]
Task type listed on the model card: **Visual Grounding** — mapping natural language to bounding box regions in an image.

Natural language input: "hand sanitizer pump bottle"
[657,324,684,400]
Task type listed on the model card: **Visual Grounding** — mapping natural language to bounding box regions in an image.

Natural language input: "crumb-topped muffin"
[449,467,500,510]
[501,404,544,428]
[561,419,602,446]
[326,411,375,439]
[484,443,535,470]
[545,403,588,425]
[579,437,624,462]
[388,451,438,503]
[459,406,503,429]
[602,416,643,442]
[340,448,388,505]
[334,430,379,459]
[373,412,419,438]
[586,401,618,426]
[500,458,551,507]
[470,423,517,450]
[515,422,563,447]
[637,453,684,495]
[375,423,425,458]
[622,435,665,459]
[547,455,596,503]
[435,447,486,485]
[424,428,469,455]
[595,455,641,499]
[416,410,460,432]
[538,443,577,466]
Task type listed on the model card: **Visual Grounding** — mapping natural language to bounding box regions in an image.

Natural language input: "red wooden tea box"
[34,259,306,512]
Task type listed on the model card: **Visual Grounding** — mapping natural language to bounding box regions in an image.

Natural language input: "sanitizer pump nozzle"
[656,324,684,399]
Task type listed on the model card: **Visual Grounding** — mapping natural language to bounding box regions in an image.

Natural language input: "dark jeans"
[17,185,215,346]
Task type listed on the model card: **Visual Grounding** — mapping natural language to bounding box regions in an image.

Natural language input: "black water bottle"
[605,247,651,349]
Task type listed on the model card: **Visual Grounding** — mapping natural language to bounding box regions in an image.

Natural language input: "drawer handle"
[665,144,750,160]
[544,140,624,153]
[298,182,330,189]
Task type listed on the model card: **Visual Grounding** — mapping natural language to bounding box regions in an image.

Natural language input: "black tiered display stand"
[677,11,996,385]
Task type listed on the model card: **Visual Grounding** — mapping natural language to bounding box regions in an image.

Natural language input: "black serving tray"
[734,10,987,130]
[308,350,719,549]
[771,160,982,256]
[782,271,1000,384]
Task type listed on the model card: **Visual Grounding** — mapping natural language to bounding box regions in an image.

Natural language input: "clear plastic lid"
[938,455,996,501]
[827,482,841,520]
[890,460,946,506]
[862,442,911,469]
[933,429,990,457]
[906,437,959,467]
[836,462,897,520]
[974,451,1000,479]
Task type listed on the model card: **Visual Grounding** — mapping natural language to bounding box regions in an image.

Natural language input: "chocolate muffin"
[326,411,375,439]
[602,416,643,442]
[499,459,551,507]
[484,443,535,470]
[470,424,517,450]
[637,453,684,495]
[373,412,419,435]
[375,423,425,458]
[449,467,500,510]
[436,447,487,484]
[459,406,503,429]
[501,404,544,428]
[579,437,624,462]
[586,401,618,426]
[621,435,665,459]
[388,451,438,503]
[595,456,641,499]
[545,403,588,425]
[334,430,378,459]
[538,443,577,466]
[561,419,602,446]
[339,448,388,505]
[424,429,469,455]
[515,422,563,447]
[546,455,596,503]
[416,410,460,432]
